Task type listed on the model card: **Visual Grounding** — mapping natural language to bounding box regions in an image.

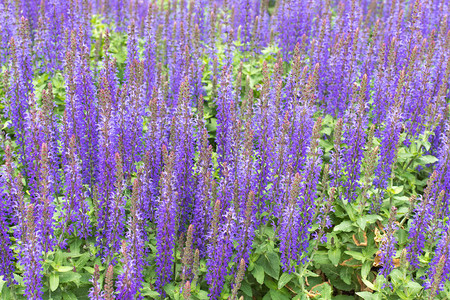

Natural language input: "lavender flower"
[155,147,177,294]
[181,224,195,288]
[123,177,145,297]
[21,204,44,300]
[407,172,437,268]
[206,207,236,299]
[171,78,195,231]
[0,188,14,285]
[341,76,368,203]
[61,136,91,241]
[373,73,405,205]
[89,264,105,300]
[230,258,246,300]
[425,228,450,295]
[235,190,256,266]
[379,206,398,277]
[105,153,126,259]
[278,172,302,273]
[192,128,213,255]
[116,241,140,299]
[37,143,55,253]
[75,40,99,188]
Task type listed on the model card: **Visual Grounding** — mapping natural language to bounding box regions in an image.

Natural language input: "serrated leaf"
[417,155,438,165]
[340,267,352,285]
[389,269,403,285]
[258,252,280,279]
[0,277,5,292]
[59,272,81,286]
[356,215,382,230]
[0,282,10,299]
[163,283,177,296]
[277,273,293,289]
[50,273,59,292]
[321,265,353,291]
[241,281,252,296]
[264,277,278,290]
[310,282,333,298]
[397,152,414,162]
[361,278,376,291]
[313,251,331,265]
[56,266,73,272]
[361,261,371,279]
[344,251,366,262]
[141,286,160,297]
[195,290,210,299]
[356,292,376,300]
[269,289,290,300]
[334,220,354,232]
[75,253,90,269]
[397,290,410,300]
[62,291,78,300]
[328,248,341,266]
[302,269,319,277]
[405,281,423,295]
[388,185,403,195]
[83,267,95,274]
[253,264,264,284]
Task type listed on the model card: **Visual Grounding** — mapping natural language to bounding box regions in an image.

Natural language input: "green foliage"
[2,15,448,300]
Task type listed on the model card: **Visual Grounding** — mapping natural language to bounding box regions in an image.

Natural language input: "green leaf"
[389,269,403,285]
[269,289,290,300]
[141,286,160,297]
[195,290,210,299]
[59,272,81,286]
[83,267,95,274]
[302,269,319,278]
[344,251,366,262]
[328,248,341,266]
[417,155,438,165]
[253,264,265,284]
[356,215,382,230]
[397,152,414,162]
[75,253,90,269]
[361,278,376,291]
[313,251,331,265]
[361,261,371,279]
[264,277,278,290]
[257,252,280,279]
[397,290,410,300]
[55,266,73,273]
[321,127,332,136]
[405,281,423,295]
[320,265,353,291]
[356,292,377,300]
[62,291,78,300]
[387,185,403,195]
[240,281,253,297]
[277,273,293,289]
[333,221,354,232]
[0,277,5,292]
[340,267,352,285]
[163,283,176,296]
[374,275,387,290]
[310,282,333,298]
[50,274,59,292]
[0,283,11,299]
[267,252,281,279]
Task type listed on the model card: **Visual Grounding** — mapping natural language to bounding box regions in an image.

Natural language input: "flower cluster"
[0,0,449,299]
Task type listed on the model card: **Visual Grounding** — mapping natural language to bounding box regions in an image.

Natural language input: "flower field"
[1,0,450,299]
